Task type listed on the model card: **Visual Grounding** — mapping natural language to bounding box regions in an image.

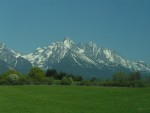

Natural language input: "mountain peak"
[63,37,74,48]
[88,42,97,47]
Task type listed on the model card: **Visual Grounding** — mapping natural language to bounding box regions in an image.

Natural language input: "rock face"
[0,42,32,74]
[0,59,11,74]
[22,38,150,79]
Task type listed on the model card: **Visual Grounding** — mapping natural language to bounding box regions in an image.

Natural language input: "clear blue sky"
[0,0,150,64]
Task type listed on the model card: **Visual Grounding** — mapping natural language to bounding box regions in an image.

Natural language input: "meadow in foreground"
[0,86,150,113]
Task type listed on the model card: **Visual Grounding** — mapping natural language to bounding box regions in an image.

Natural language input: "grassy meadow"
[0,85,150,113]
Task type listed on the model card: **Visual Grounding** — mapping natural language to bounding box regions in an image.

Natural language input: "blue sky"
[0,0,150,64]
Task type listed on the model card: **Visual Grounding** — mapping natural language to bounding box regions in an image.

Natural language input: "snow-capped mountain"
[0,42,32,74]
[23,38,74,68]
[23,38,150,78]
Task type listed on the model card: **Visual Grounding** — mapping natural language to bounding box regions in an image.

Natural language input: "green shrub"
[54,80,61,85]
[0,79,11,85]
[78,80,92,86]
[42,77,55,85]
[28,67,45,81]
[7,74,19,85]
[61,77,73,85]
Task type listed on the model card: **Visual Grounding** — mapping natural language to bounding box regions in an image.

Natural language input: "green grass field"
[0,86,150,113]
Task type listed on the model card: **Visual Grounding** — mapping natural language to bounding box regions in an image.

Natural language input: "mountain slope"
[0,59,11,74]
[0,42,32,74]
[23,38,150,78]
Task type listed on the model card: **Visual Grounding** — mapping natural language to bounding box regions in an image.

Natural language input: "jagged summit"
[63,37,74,43]
[63,37,74,48]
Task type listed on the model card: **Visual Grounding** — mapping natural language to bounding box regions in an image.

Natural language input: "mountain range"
[0,38,150,78]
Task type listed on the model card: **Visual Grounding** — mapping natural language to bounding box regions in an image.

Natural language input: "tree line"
[0,67,150,87]
[0,67,83,85]
[99,71,147,87]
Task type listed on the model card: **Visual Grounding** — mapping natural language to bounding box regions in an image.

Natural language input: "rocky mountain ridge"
[0,38,150,78]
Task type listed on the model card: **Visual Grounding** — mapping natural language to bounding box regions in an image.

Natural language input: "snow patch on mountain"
[71,54,82,66]
[103,49,115,62]
[63,37,74,48]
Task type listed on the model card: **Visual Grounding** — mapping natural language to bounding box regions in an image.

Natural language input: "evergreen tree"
[58,72,67,80]
[46,69,58,79]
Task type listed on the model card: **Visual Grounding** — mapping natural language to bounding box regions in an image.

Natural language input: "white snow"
[63,38,74,48]
[139,61,144,63]
[103,49,115,62]
[78,54,97,66]
[78,48,84,54]
[10,50,20,58]
[36,47,44,53]
[97,59,104,64]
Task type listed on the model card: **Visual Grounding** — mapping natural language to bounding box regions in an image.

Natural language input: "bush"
[61,77,73,85]
[0,70,28,85]
[42,77,55,85]
[132,81,146,87]
[54,80,61,85]
[18,77,28,85]
[68,77,73,84]
[28,67,45,81]
[78,80,92,86]
[98,80,146,87]
[7,74,19,85]
[0,79,11,85]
